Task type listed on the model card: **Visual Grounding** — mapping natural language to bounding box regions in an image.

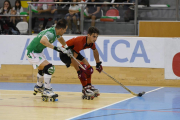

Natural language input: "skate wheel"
[42,97,48,102]
[50,97,56,102]
[50,98,54,102]
[87,97,90,100]
[33,91,37,95]
[82,95,85,99]
[90,96,94,100]
[94,93,100,97]
[42,97,45,101]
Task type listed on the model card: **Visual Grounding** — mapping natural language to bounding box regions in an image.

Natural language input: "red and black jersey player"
[59,26,103,100]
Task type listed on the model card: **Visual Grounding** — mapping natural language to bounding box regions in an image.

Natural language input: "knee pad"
[86,66,93,75]
[79,64,87,72]
[43,64,55,75]
[38,70,44,76]
[77,70,87,81]
[76,53,85,61]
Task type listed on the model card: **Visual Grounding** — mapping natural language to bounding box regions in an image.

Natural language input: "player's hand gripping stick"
[54,46,73,57]
[96,62,103,73]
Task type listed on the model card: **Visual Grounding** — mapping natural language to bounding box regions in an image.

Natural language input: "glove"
[64,45,73,57]
[77,70,87,81]
[66,49,73,57]
[54,46,73,57]
[96,62,103,73]
[62,45,73,57]
[54,46,64,52]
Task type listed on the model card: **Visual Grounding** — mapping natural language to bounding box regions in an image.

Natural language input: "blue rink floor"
[0,82,180,120]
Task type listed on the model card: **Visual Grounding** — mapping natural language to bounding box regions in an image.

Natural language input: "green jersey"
[26,27,61,54]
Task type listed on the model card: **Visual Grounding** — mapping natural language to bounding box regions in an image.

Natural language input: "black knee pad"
[59,52,71,68]
[76,53,84,61]
[38,69,44,76]
[43,64,55,75]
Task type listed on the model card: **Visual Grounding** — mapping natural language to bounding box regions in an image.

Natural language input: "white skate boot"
[33,84,44,95]
[82,86,95,100]
[42,88,58,102]
[89,85,100,97]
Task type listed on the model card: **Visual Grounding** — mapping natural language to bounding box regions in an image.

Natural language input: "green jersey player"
[26,19,72,101]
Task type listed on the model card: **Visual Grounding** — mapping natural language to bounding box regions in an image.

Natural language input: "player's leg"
[25,52,45,95]
[59,51,88,87]
[78,58,94,99]
[82,58,100,97]
[59,52,94,99]
[37,69,44,87]
[26,51,57,98]
[33,69,44,95]
[39,60,58,98]
[79,63,94,100]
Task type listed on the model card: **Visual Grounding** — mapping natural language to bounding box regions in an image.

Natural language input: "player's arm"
[40,36,54,49]
[93,48,103,73]
[40,36,71,56]
[57,37,73,57]
[93,48,100,63]
[57,37,67,47]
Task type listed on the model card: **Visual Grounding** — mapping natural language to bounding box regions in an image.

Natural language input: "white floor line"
[145,87,164,93]
[67,87,164,120]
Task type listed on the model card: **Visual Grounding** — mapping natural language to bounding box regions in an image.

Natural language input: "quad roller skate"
[42,88,58,102]
[89,85,100,97]
[82,86,95,100]
[33,84,44,95]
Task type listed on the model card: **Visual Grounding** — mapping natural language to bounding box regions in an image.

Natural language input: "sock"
[80,78,87,87]
[44,74,52,89]
[79,73,87,87]
[37,73,43,87]
[79,62,87,87]
[87,75,91,85]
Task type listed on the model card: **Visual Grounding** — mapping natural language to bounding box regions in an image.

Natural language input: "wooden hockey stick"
[102,70,145,97]
[70,55,86,70]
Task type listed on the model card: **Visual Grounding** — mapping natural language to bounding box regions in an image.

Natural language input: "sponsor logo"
[172,52,180,77]
[21,39,150,63]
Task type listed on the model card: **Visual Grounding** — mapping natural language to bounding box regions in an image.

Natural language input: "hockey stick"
[102,70,145,97]
[70,55,86,70]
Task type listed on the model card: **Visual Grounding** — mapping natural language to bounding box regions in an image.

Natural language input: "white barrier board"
[0,35,165,68]
[165,38,180,79]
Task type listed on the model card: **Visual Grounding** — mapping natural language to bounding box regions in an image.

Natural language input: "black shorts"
[59,52,85,68]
